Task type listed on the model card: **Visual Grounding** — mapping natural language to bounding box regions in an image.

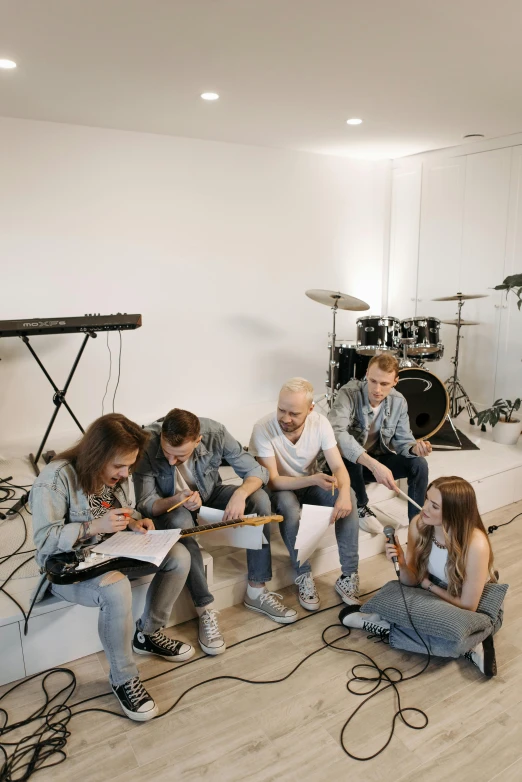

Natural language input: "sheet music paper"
[295,504,332,565]
[196,507,266,549]
[92,529,181,567]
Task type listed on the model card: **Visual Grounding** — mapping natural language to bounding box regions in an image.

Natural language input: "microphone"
[383,525,400,578]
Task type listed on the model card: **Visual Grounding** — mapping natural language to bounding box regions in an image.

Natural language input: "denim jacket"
[30,460,141,568]
[133,418,269,517]
[327,379,416,463]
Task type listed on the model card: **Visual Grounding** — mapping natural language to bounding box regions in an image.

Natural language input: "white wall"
[0,117,390,453]
[387,135,522,415]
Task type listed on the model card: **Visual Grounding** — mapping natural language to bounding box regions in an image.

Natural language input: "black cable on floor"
[0,586,433,780]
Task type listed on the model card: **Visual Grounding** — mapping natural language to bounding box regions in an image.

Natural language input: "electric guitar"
[45,514,283,585]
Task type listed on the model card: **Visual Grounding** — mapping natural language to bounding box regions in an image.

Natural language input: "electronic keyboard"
[0,313,142,338]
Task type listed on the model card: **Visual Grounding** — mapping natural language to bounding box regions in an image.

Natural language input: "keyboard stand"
[21,331,97,475]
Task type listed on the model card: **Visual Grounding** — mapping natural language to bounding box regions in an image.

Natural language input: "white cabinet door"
[416,158,466,385]
[387,166,422,319]
[495,146,522,402]
[459,148,512,409]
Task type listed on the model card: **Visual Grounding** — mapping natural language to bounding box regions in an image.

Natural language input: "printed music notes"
[92,529,181,567]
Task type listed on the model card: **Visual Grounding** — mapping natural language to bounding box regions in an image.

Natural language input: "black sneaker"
[357,505,383,535]
[132,623,195,661]
[465,634,497,677]
[112,676,158,721]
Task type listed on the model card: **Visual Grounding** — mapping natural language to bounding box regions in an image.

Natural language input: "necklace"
[432,532,447,550]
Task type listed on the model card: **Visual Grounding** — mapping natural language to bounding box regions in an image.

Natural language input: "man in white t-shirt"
[248,377,361,612]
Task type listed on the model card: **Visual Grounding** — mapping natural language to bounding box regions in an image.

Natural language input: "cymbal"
[431,293,488,301]
[441,319,480,326]
[305,289,370,311]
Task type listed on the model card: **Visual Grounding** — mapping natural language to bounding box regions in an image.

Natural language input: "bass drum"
[397,368,449,440]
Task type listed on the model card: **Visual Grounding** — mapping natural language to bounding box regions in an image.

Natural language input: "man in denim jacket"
[328,354,431,532]
[133,409,298,656]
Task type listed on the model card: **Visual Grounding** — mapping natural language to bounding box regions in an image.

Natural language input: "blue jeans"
[157,485,273,604]
[344,453,429,521]
[268,486,359,577]
[50,541,191,686]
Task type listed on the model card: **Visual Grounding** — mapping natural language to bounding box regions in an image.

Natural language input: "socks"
[247,584,266,599]
[196,604,214,617]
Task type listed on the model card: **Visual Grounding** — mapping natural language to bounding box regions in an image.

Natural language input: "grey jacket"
[29,459,141,568]
[328,379,416,463]
[133,418,269,518]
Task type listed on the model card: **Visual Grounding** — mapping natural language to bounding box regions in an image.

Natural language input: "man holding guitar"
[30,413,194,723]
[133,409,298,657]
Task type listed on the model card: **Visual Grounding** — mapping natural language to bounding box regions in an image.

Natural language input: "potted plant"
[494,273,522,309]
[474,399,522,445]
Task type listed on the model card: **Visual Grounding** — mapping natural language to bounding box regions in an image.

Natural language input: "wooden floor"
[2,500,522,782]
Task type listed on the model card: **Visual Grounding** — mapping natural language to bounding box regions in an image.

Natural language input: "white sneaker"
[357,505,383,535]
[335,572,361,605]
[198,609,226,656]
[295,572,321,611]
[464,634,497,677]
[340,609,390,640]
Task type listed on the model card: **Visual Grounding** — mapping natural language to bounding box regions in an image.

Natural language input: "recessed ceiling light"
[0,59,17,69]
[346,118,363,125]
[201,92,219,101]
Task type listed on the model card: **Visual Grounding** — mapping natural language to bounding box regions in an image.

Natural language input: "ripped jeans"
[50,541,191,686]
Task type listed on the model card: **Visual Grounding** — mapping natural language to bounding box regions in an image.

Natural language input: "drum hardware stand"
[397,338,420,369]
[443,297,480,426]
[21,331,97,475]
[326,296,341,408]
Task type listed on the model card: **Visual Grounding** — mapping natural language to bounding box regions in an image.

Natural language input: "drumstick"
[396,487,423,512]
[167,492,197,513]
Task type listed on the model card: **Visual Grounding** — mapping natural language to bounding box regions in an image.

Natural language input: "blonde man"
[248,378,360,612]
[328,353,431,533]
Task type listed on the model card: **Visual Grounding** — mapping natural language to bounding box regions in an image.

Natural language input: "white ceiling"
[1,0,522,160]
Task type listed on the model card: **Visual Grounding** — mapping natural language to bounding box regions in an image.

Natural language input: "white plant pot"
[492,418,522,445]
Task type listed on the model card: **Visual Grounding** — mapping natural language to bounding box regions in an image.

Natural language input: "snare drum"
[400,316,442,356]
[356,316,400,356]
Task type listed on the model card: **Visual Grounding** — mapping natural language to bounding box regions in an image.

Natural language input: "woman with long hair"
[31,414,194,721]
[340,476,504,677]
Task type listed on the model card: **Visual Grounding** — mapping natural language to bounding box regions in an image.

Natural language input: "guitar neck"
[179,514,282,538]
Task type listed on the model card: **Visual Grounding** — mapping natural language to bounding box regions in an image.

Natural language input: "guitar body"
[45,514,283,585]
[45,551,141,585]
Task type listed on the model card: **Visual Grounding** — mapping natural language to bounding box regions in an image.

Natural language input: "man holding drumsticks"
[328,353,431,532]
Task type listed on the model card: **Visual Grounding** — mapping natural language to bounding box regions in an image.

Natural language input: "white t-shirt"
[365,402,384,453]
[249,410,337,477]
[176,457,197,492]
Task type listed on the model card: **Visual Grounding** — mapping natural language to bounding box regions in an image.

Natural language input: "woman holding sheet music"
[30,413,194,722]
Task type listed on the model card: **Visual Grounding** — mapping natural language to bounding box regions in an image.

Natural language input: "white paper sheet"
[92,529,181,567]
[196,506,266,549]
[294,504,332,565]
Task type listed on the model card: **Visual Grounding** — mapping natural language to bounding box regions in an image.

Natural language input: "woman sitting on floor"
[340,476,505,677]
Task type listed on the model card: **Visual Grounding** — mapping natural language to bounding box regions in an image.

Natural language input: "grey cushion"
[363,580,508,644]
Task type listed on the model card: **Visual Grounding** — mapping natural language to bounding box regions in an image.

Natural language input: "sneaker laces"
[295,573,318,600]
[359,505,375,518]
[338,572,359,596]
[123,676,149,706]
[200,609,222,642]
[363,620,390,642]
[259,590,287,610]
[148,628,182,652]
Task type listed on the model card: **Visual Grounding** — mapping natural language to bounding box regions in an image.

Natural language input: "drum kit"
[306,289,488,448]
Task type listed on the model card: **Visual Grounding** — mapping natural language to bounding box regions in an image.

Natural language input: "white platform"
[1,417,521,686]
